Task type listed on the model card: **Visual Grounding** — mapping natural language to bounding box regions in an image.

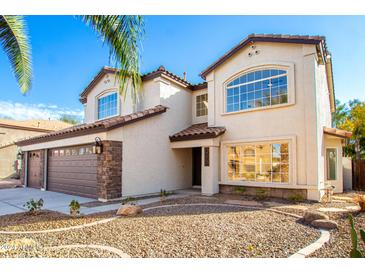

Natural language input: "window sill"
[95,113,120,122]
[221,102,294,116]
[220,181,297,189]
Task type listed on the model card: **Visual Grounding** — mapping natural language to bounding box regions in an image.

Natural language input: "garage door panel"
[47,184,97,199]
[48,180,97,191]
[48,146,98,198]
[49,159,97,168]
[48,173,97,183]
[48,166,97,174]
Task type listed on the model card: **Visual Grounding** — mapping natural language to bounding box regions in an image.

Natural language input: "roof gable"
[200,34,327,79]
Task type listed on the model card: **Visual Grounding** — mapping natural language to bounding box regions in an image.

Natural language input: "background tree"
[0,15,144,101]
[335,99,365,159]
[58,114,81,125]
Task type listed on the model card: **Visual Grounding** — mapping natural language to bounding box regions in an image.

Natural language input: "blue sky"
[0,15,364,120]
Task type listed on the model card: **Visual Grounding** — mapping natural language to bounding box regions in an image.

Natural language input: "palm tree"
[0,16,31,93]
[0,15,144,101]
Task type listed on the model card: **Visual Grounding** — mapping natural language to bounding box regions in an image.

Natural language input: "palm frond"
[0,15,32,93]
[80,15,144,103]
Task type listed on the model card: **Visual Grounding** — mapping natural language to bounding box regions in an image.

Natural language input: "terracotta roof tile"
[170,123,226,142]
[80,66,201,103]
[16,105,168,146]
[323,127,352,139]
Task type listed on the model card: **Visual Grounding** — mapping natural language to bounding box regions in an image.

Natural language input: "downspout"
[325,55,336,114]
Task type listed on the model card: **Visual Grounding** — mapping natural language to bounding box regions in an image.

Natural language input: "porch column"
[201,146,219,195]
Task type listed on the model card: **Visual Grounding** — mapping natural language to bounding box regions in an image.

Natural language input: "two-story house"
[16,34,351,201]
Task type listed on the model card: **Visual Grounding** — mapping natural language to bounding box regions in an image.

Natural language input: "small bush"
[288,193,305,203]
[24,198,44,214]
[69,200,80,216]
[121,197,137,205]
[255,189,268,200]
[160,189,172,197]
[234,186,246,194]
[353,195,365,212]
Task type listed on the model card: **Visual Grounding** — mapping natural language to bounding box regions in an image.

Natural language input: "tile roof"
[169,123,226,142]
[16,105,168,146]
[79,66,206,104]
[323,127,352,139]
[200,34,328,79]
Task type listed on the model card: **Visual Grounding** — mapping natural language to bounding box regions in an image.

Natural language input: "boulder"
[311,219,338,230]
[116,204,142,216]
[302,210,329,224]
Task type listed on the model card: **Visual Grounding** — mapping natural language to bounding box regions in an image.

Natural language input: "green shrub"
[288,193,305,203]
[69,200,80,216]
[121,196,137,205]
[160,189,172,197]
[234,186,246,194]
[349,214,365,258]
[255,188,268,200]
[24,198,44,214]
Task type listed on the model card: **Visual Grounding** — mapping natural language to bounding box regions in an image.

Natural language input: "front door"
[192,147,201,187]
[27,151,42,189]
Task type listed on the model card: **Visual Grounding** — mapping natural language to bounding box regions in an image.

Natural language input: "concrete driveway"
[0,188,95,216]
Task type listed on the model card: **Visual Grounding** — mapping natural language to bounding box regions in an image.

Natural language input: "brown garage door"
[28,150,43,189]
[47,145,97,198]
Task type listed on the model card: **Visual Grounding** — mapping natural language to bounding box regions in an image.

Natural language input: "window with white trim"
[226,68,288,112]
[196,93,208,117]
[97,92,118,120]
[326,148,337,180]
[227,142,289,183]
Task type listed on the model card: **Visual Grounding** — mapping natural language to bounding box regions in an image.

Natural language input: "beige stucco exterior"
[0,127,54,179]
[18,37,345,201]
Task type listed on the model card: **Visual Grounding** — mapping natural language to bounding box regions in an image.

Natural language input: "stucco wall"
[0,144,18,179]
[315,61,334,196]
[83,73,135,123]
[0,127,53,179]
[107,78,193,196]
[204,42,321,193]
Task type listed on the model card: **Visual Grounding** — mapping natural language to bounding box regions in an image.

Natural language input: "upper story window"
[226,68,288,113]
[196,93,208,117]
[97,92,118,120]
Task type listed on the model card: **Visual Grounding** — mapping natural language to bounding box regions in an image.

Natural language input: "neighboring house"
[0,120,72,179]
[16,34,352,201]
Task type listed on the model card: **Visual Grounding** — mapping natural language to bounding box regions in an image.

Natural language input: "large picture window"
[98,92,118,120]
[226,68,288,113]
[227,142,289,183]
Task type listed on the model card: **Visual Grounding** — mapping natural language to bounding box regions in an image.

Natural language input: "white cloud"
[0,101,84,121]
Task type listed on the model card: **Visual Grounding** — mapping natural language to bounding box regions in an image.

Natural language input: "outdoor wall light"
[93,137,103,154]
[17,149,24,159]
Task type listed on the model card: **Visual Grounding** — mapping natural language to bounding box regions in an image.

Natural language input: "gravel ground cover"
[2,193,361,258]
[0,202,320,258]
[309,211,365,257]
[0,210,114,232]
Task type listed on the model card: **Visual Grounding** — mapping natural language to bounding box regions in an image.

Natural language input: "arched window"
[226,68,288,112]
[97,91,118,120]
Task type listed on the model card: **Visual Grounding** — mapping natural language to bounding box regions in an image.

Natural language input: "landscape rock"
[311,219,338,230]
[302,210,329,224]
[116,204,142,216]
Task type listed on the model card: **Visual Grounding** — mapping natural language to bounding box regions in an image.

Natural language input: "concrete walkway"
[0,188,94,216]
[0,188,197,216]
